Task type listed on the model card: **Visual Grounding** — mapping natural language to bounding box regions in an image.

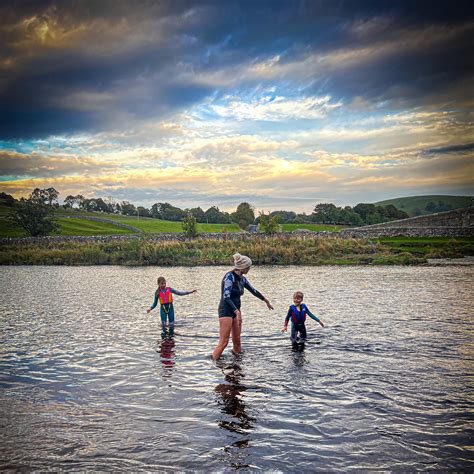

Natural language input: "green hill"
[0,202,242,237]
[375,195,472,217]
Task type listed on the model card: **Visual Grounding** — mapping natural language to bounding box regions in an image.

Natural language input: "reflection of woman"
[214,363,254,434]
[212,253,273,360]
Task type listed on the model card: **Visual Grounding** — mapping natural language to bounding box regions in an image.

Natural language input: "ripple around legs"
[1,265,473,471]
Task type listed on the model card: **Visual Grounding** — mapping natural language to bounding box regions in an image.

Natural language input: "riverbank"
[2,234,470,265]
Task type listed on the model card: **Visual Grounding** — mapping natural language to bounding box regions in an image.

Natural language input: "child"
[281,291,324,343]
[147,276,197,327]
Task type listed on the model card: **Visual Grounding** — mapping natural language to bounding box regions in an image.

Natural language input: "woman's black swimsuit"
[218,271,265,317]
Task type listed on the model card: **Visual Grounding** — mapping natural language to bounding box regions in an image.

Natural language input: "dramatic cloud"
[0,0,472,210]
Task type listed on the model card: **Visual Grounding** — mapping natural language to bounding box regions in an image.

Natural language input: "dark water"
[1,265,473,471]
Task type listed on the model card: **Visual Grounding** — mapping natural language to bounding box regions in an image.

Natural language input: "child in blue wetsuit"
[281,291,324,342]
[147,276,197,327]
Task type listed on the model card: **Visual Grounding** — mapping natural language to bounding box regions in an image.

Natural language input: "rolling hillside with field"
[375,195,471,217]
[0,202,244,238]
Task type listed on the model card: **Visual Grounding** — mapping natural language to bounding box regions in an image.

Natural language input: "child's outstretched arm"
[170,288,197,296]
[146,292,159,313]
[307,307,324,327]
[281,308,292,333]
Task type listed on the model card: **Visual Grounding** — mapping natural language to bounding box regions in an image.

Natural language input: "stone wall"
[352,207,473,230]
[340,227,473,238]
[0,230,338,246]
[2,208,473,246]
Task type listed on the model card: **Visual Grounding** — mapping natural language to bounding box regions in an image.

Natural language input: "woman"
[212,253,274,360]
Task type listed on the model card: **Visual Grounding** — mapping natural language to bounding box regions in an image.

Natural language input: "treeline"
[261,203,408,226]
[1,188,409,230]
[63,195,233,223]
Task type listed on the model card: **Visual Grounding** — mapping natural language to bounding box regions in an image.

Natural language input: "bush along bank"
[0,235,428,266]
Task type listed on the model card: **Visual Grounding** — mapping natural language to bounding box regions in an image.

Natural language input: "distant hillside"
[375,195,472,217]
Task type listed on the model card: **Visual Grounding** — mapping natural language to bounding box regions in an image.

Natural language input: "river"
[1,265,472,471]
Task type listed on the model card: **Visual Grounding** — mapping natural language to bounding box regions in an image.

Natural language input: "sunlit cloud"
[0,1,472,209]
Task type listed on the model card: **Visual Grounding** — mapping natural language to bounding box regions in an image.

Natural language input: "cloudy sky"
[0,0,473,212]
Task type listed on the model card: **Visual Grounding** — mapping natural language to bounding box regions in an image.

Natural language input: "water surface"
[1,265,473,471]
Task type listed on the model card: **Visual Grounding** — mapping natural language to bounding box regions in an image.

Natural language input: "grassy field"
[375,195,471,217]
[57,218,136,236]
[0,203,243,237]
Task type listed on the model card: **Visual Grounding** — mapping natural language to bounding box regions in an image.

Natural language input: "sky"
[0,0,473,213]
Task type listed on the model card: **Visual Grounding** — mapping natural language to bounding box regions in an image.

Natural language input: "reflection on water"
[215,359,254,469]
[1,265,473,471]
[158,327,175,376]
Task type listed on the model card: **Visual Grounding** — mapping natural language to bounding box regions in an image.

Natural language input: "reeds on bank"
[0,235,428,265]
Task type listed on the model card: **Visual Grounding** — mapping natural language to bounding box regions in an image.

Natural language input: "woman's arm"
[223,273,238,313]
[243,278,274,310]
[243,278,265,300]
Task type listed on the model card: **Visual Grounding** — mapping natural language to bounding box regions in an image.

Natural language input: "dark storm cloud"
[1,0,473,139]
[423,142,474,155]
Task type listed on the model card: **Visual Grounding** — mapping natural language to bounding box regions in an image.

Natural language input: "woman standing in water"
[212,253,274,360]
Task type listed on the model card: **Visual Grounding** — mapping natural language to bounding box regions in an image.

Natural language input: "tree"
[189,207,206,223]
[30,187,59,206]
[30,187,49,205]
[312,203,339,224]
[270,210,296,223]
[258,211,280,234]
[8,196,59,236]
[45,187,59,206]
[150,202,186,221]
[231,202,255,229]
[137,206,151,218]
[182,212,198,238]
[204,206,231,224]
[64,195,77,208]
[120,201,137,216]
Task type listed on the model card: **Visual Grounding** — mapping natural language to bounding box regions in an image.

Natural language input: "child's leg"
[168,304,175,326]
[290,325,298,342]
[160,306,168,326]
[300,325,307,341]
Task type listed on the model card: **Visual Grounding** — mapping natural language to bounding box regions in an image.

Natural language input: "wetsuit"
[150,287,193,326]
[218,271,266,317]
[284,303,321,342]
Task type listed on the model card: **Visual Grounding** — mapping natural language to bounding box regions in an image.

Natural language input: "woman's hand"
[234,309,241,319]
[264,298,274,310]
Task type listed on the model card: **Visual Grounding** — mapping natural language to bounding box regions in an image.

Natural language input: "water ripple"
[1,265,473,471]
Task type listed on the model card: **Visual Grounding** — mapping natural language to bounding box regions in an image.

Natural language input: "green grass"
[0,235,426,266]
[375,195,471,217]
[0,203,242,237]
[281,223,343,232]
[374,237,474,258]
[57,218,136,236]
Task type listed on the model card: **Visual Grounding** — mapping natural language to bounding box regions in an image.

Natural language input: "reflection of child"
[147,276,197,326]
[281,291,324,342]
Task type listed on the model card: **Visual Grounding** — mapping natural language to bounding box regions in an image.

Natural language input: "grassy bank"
[0,235,432,266]
[375,237,474,258]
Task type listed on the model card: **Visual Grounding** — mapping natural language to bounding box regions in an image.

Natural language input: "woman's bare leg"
[212,317,233,360]
[231,314,242,354]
